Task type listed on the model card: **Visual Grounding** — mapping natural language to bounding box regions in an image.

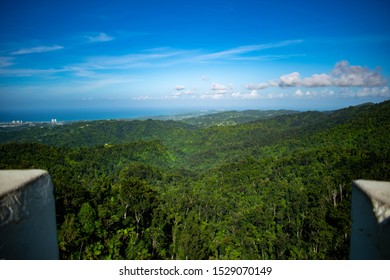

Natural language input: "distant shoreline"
[0,101,379,123]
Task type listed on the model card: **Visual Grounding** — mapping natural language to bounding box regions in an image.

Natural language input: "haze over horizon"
[1,0,390,117]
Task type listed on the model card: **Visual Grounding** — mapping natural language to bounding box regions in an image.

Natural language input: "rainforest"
[0,101,389,260]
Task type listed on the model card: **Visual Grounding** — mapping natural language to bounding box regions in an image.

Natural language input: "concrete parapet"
[350,179,390,259]
[0,169,59,259]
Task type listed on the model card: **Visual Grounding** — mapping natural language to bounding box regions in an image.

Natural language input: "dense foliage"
[0,101,389,259]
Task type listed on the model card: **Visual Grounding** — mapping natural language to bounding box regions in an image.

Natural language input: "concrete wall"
[350,179,390,259]
[0,170,59,259]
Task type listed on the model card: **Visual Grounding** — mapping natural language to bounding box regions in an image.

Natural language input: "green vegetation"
[0,101,389,259]
[177,109,298,127]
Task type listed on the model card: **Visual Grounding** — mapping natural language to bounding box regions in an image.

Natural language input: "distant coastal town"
[0,118,64,128]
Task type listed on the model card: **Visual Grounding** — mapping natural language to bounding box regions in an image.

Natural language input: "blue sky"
[1,0,390,115]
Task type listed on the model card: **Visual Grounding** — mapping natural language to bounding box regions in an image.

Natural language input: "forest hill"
[0,101,389,259]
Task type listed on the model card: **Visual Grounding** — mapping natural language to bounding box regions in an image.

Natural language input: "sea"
[0,107,198,123]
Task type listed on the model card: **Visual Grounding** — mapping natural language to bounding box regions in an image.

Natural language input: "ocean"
[0,107,195,122]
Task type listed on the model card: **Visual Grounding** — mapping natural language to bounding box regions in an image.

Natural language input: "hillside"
[177,109,298,127]
[0,101,389,260]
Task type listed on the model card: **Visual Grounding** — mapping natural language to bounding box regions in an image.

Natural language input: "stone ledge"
[353,179,390,224]
[0,169,48,198]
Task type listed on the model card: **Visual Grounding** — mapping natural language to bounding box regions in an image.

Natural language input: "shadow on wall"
[350,180,390,260]
[0,170,59,260]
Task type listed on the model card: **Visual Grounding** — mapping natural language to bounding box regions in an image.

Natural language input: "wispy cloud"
[0,39,301,79]
[81,48,191,70]
[195,40,303,61]
[0,56,14,67]
[85,32,114,43]
[74,76,134,91]
[67,40,303,75]
[306,35,390,47]
[0,68,65,77]
[11,45,63,55]
[231,54,306,61]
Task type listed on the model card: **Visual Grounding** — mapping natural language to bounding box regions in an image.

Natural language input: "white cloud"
[279,72,301,87]
[267,92,288,99]
[195,82,235,99]
[301,73,333,87]
[200,93,225,100]
[232,90,291,100]
[132,95,153,100]
[172,90,193,97]
[280,72,333,87]
[278,61,387,88]
[245,80,279,90]
[11,45,64,55]
[331,60,387,87]
[245,83,269,90]
[210,83,234,95]
[210,82,231,94]
[232,91,259,99]
[293,88,351,98]
[175,85,185,90]
[267,80,279,87]
[294,89,304,97]
[86,32,114,43]
[356,86,390,97]
[293,89,317,97]
[211,82,227,91]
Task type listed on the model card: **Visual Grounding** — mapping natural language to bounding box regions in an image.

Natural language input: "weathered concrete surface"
[0,169,59,259]
[350,179,390,259]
